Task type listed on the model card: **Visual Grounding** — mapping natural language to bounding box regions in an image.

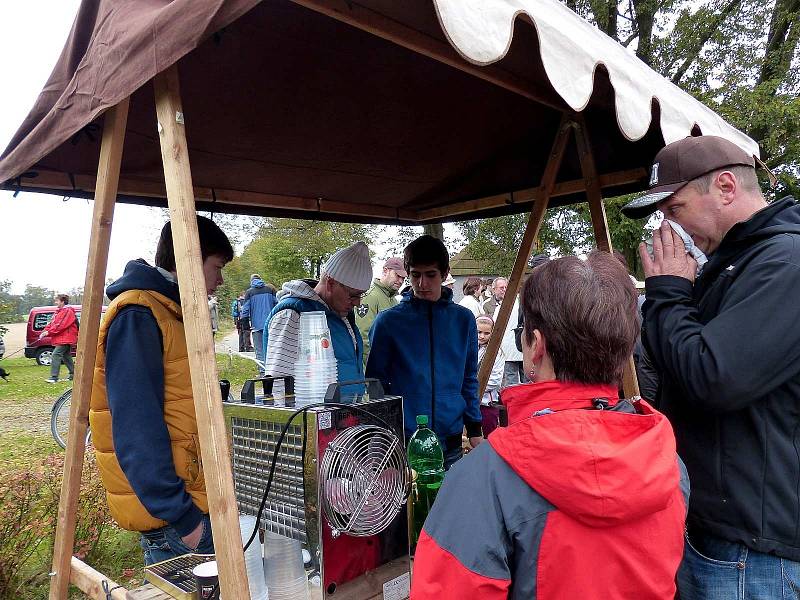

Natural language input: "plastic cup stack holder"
[239,514,269,600]
[263,531,309,600]
[294,312,338,404]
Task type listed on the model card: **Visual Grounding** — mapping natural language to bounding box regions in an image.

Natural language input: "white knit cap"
[321,241,373,291]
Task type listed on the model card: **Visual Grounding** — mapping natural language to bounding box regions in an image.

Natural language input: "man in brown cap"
[355,256,407,366]
[623,135,800,598]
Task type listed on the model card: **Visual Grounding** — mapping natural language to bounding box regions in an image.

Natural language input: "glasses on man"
[337,281,367,300]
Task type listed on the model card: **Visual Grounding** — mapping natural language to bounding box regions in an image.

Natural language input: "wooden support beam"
[573,115,612,252]
[291,0,565,111]
[49,98,129,600]
[573,115,640,397]
[415,168,647,222]
[153,64,251,600]
[478,115,572,397]
[69,557,128,600]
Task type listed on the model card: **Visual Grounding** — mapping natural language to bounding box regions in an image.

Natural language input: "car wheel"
[35,347,54,366]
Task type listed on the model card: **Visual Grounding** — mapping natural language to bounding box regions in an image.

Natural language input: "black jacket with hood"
[643,197,800,560]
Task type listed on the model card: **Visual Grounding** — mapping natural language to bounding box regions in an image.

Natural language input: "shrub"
[0,449,113,599]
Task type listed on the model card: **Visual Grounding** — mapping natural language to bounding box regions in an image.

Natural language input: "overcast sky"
[0,1,177,295]
[0,3,468,297]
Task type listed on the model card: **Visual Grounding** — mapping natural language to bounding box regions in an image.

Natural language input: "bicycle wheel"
[51,389,92,450]
[51,388,72,449]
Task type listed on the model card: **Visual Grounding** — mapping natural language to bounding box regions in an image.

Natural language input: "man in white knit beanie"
[263,241,373,398]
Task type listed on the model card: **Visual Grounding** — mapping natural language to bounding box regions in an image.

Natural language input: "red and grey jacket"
[412,381,689,600]
[44,305,78,346]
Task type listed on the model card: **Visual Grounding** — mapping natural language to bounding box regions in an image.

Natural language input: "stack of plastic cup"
[239,514,269,600]
[294,311,337,405]
[263,531,309,600]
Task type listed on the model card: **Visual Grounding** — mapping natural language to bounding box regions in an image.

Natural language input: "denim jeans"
[50,344,74,379]
[443,445,463,471]
[502,361,528,387]
[140,514,214,566]
[251,329,265,374]
[678,529,800,599]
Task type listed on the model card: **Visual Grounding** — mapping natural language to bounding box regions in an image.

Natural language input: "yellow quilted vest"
[89,289,208,532]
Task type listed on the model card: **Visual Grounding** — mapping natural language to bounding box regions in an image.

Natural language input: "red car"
[24,305,107,365]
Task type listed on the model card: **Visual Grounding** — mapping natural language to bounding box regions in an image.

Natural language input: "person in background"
[412,252,689,599]
[367,235,483,470]
[232,293,250,351]
[458,277,483,318]
[89,215,234,565]
[240,274,277,372]
[442,273,456,289]
[624,135,800,597]
[476,315,505,436]
[514,254,550,354]
[208,295,219,337]
[479,278,494,307]
[264,242,373,399]
[355,256,407,367]
[481,276,507,316]
[41,293,79,383]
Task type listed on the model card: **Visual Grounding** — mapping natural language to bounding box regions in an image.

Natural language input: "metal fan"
[320,424,409,538]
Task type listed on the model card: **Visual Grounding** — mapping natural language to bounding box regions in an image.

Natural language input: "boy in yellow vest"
[89,216,233,565]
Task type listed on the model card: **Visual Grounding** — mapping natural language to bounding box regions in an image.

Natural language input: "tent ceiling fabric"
[433,0,759,155]
[0,0,757,224]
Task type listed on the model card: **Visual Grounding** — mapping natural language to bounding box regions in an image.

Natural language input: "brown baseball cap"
[622,136,756,219]
[383,256,407,277]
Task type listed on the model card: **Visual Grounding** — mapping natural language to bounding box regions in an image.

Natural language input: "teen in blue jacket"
[367,235,483,469]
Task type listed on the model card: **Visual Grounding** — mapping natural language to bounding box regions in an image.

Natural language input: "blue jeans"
[140,514,214,565]
[252,329,265,374]
[678,529,800,599]
[443,445,463,471]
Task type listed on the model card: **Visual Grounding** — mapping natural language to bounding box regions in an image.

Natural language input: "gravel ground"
[0,395,53,434]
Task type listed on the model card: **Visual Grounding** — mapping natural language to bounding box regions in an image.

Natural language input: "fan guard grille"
[320,424,408,538]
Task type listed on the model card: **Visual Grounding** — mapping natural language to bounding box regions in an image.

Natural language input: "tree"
[216,219,376,321]
[459,0,798,272]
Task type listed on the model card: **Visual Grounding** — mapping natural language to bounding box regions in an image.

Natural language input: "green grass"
[0,431,61,472]
[217,352,261,392]
[0,357,71,401]
[0,353,259,402]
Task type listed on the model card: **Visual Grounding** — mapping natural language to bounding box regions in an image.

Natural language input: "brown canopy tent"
[0,1,757,598]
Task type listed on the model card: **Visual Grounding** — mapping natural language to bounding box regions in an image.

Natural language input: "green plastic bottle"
[407,414,445,552]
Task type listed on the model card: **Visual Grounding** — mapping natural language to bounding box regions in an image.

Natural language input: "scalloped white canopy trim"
[433,0,759,157]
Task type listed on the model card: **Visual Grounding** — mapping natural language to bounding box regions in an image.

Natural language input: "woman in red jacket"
[41,293,79,383]
[412,251,689,600]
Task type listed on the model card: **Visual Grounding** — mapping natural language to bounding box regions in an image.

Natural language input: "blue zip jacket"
[366,287,482,444]
[241,278,277,331]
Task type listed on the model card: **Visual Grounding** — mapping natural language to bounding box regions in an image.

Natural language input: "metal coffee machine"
[224,378,411,600]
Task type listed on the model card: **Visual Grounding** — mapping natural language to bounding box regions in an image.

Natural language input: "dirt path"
[2,321,27,357]
[0,396,53,434]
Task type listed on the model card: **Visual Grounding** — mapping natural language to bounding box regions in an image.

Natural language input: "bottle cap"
[416,414,428,426]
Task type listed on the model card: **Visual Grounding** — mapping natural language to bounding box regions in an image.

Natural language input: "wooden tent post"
[477,116,572,397]
[153,65,251,600]
[49,98,130,600]
[573,115,640,397]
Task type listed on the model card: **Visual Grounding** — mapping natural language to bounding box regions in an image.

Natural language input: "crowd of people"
[85,134,800,598]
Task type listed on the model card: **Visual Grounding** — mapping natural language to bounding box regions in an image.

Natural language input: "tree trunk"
[632,0,657,65]
[423,223,445,240]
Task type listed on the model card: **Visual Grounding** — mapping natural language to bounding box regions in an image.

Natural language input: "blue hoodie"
[240,278,277,332]
[366,287,482,445]
[102,259,203,536]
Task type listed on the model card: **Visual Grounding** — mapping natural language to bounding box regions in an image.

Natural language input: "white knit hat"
[321,241,373,291]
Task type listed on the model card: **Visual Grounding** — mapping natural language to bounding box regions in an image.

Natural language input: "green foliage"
[217,218,375,319]
[0,451,116,599]
[456,198,656,278]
